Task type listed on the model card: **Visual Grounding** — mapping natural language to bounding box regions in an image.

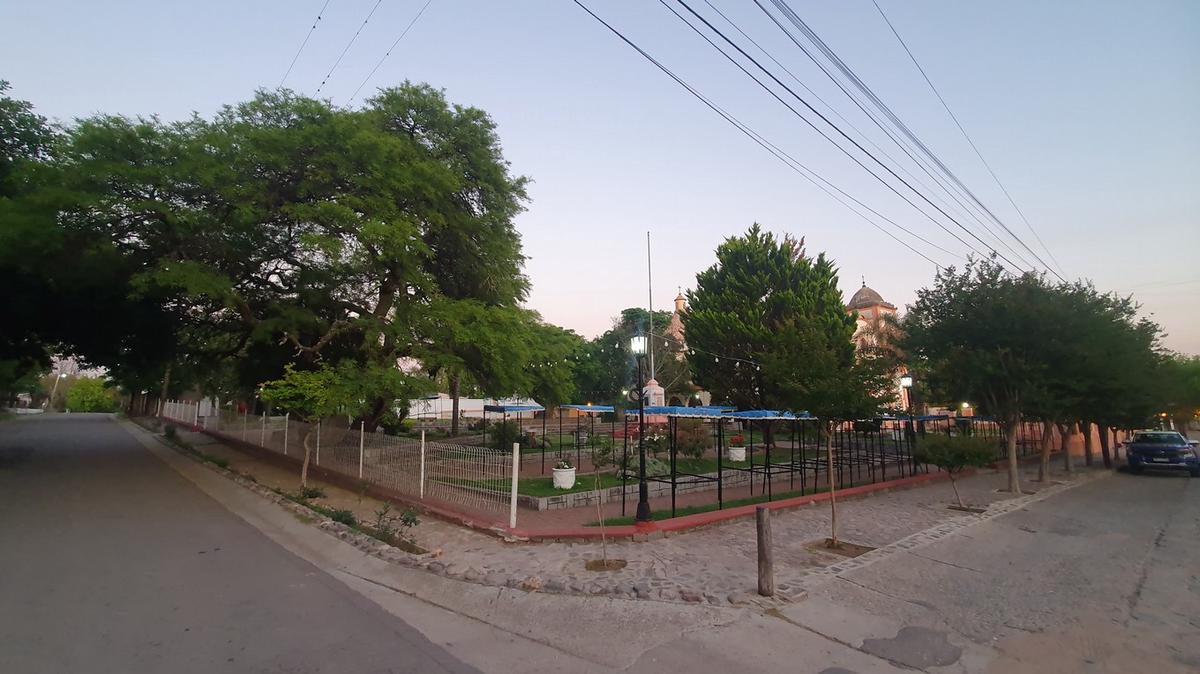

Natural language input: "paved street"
[0,415,478,673]
[2,414,1197,673]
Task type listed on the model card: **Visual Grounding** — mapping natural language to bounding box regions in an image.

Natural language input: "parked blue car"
[1125,431,1200,477]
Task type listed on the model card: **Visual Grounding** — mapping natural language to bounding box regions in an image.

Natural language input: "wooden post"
[260,412,266,446]
[757,506,774,597]
[315,420,321,466]
[282,412,289,456]
[509,442,520,529]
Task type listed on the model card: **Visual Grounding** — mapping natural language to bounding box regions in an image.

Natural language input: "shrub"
[492,420,520,449]
[729,434,745,447]
[299,486,325,500]
[853,419,882,433]
[676,419,709,460]
[371,504,419,544]
[914,435,996,507]
[328,509,357,526]
[164,425,178,440]
[555,458,573,470]
[207,455,230,469]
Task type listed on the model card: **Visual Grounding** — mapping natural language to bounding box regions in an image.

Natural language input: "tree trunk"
[450,373,461,437]
[300,429,313,488]
[826,423,839,548]
[158,363,172,418]
[1003,414,1022,494]
[1059,423,1073,473]
[1098,424,1112,469]
[1038,420,1053,482]
[1080,421,1094,466]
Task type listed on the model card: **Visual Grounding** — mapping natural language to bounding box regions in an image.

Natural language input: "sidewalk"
[140,418,1109,606]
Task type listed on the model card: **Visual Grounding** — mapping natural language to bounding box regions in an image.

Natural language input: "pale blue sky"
[3,1,1197,352]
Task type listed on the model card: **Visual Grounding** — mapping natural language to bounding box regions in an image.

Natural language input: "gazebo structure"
[557,403,616,475]
[482,403,546,471]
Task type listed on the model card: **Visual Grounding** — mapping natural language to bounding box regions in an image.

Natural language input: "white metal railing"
[160,402,517,523]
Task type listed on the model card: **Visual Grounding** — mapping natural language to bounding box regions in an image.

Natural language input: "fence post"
[242,412,247,441]
[509,442,520,529]
[283,412,289,456]
[316,420,321,466]
[419,429,426,500]
[358,421,365,479]
[260,412,266,446]
[757,506,774,596]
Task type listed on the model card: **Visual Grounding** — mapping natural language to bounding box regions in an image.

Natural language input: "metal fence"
[160,402,519,525]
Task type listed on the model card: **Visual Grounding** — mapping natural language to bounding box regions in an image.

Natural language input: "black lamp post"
[630,334,651,522]
[900,374,915,441]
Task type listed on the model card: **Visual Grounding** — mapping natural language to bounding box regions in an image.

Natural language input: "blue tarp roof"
[915,414,950,421]
[560,404,615,413]
[626,405,733,418]
[723,409,816,421]
[483,404,545,413]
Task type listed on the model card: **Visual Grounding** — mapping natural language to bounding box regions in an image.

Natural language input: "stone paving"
[145,420,1108,608]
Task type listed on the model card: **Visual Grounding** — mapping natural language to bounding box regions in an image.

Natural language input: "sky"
[3,0,1198,353]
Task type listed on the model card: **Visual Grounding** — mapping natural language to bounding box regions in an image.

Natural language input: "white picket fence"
[159,401,520,526]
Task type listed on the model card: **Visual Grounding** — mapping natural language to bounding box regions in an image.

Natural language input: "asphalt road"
[0,414,479,674]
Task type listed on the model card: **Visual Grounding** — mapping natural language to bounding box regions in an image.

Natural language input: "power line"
[280,0,336,87]
[760,0,1060,280]
[347,0,435,104]
[869,0,1067,278]
[666,0,1023,270]
[748,0,1037,272]
[568,0,952,268]
[315,0,385,96]
[701,0,996,255]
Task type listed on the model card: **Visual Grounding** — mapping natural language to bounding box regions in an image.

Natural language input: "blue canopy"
[483,404,545,413]
[723,409,815,421]
[560,404,615,413]
[914,414,950,421]
[626,405,733,418]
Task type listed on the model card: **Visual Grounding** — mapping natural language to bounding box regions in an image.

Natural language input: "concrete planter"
[552,467,577,490]
[727,446,746,462]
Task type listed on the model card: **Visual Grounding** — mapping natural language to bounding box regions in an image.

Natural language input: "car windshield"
[1133,432,1186,445]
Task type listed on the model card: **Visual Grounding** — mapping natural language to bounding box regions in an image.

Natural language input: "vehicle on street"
[1125,431,1200,476]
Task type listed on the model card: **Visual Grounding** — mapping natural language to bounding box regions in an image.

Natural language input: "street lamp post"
[630,334,651,523]
[900,374,915,439]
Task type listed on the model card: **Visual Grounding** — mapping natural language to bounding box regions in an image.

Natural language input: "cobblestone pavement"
[161,423,1108,607]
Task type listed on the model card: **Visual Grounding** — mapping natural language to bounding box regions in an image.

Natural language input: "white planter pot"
[552,467,577,490]
[727,447,746,462]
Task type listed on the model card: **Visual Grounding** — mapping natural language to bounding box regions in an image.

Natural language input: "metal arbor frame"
[558,404,616,475]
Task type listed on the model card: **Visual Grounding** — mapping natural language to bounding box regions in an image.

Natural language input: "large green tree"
[904,258,1061,494]
[12,83,532,427]
[684,224,854,410]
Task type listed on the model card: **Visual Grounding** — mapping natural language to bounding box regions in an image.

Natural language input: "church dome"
[847,284,891,310]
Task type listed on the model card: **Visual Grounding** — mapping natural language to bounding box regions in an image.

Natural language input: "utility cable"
[570,0,952,269]
[347,0,435,104]
[870,0,1067,278]
[280,0,335,87]
[315,0,385,95]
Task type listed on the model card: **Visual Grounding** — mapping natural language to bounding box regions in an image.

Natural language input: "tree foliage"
[65,377,117,413]
[2,82,536,426]
[684,224,855,409]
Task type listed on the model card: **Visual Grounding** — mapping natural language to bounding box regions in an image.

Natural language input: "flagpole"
[646,231,654,379]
